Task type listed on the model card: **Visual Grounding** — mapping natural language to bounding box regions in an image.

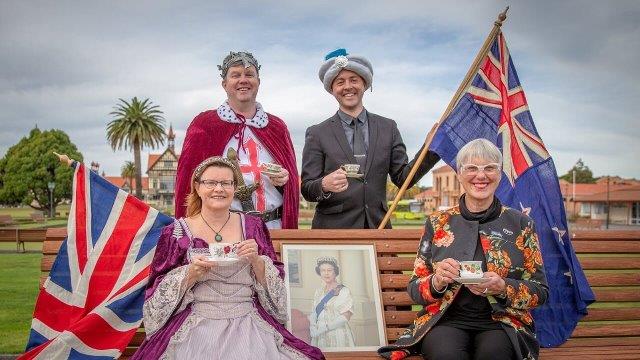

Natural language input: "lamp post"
[47,181,56,219]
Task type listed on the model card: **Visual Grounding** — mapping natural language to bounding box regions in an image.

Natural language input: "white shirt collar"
[216,101,269,128]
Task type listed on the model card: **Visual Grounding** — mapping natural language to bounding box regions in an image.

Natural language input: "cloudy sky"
[1,0,638,187]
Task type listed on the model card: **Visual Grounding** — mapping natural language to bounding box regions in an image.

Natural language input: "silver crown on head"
[218,51,261,79]
[316,256,338,267]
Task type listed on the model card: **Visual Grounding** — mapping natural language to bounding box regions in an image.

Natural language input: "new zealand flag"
[429,30,595,346]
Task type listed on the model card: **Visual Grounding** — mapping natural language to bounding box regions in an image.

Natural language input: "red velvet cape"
[175,110,299,229]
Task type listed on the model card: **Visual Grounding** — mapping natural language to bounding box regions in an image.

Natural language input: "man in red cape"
[175,51,299,228]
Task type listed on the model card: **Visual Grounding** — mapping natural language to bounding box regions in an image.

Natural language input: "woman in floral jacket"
[378,139,548,360]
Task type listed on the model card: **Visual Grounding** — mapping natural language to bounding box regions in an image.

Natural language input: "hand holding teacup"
[467,271,506,297]
[433,258,460,291]
[261,163,289,187]
[322,168,349,193]
[236,239,262,266]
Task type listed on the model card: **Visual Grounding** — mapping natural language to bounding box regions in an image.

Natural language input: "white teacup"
[459,261,483,278]
[340,163,360,174]
[208,243,238,261]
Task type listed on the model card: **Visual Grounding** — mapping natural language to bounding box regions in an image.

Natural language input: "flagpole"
[378,7,509,229]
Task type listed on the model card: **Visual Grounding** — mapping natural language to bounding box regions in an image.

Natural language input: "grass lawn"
[0,253,41,353]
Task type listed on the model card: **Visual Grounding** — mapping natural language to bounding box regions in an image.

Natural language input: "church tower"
[167,124,175,152]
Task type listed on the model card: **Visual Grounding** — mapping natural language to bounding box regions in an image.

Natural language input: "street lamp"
[47,181,56,219]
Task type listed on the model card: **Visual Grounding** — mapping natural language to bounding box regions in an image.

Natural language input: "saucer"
[205,256,239,264]
[454,277,488,285]
[345,172,364,179]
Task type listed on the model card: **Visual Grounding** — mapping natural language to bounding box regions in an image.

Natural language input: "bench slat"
[379,273,640,289]
[572,240,640,253]
[580,257,640,270]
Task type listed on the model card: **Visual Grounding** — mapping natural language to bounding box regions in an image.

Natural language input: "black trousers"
[420,325,516,360]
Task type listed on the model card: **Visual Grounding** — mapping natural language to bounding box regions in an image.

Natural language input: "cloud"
[1,0,638,185]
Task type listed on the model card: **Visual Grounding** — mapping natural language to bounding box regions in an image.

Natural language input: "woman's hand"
[467,271,506,297]
[433,258,460,291]
[187,255,215,284]
[237,239,261,266]
[266,167,289,187]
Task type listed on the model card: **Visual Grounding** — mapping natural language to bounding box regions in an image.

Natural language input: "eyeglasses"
[460,163,501,176]
[198,180,235,189]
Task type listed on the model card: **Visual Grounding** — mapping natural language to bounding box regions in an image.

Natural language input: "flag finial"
[495,6,509,27]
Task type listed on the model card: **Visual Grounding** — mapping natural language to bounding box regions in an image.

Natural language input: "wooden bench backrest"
[0,214,14,225]
[41,228,640,352]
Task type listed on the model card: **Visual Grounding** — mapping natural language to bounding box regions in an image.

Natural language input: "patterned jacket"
[378,206,549,360]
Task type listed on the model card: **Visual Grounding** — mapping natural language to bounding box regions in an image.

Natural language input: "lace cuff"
[254,255,288,324]
[142,265,192,336]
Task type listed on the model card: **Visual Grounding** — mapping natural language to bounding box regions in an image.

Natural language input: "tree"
[0,128,83,215]
[559,158,596,184]
[107,97,165,198]
[121,161,136,193]
[386,181,424,201]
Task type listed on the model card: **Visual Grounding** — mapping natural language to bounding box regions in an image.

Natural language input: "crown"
[193,156,237,180]
[316,256,338,267]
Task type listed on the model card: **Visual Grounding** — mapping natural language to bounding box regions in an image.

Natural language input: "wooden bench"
[30,212,45,223]
[40,229,640,359]
[0,214,15,226]
[0,228,46,252]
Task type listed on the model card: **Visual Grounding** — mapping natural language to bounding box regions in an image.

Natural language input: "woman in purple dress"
[132,156,323,360]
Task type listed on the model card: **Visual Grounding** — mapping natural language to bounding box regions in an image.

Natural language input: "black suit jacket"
[301,112,439,229]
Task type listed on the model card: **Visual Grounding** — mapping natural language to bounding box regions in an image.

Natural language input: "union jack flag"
[21,162,172,359]
[429,30,595,347]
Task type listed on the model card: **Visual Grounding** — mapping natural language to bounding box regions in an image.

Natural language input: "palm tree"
[107,97,165,198]
[121,161,136,194]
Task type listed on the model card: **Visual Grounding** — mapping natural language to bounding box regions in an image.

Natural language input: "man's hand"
[321,169,349,193]
[265,167,289,187]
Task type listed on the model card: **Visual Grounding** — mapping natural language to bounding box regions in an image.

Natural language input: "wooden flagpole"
[378,7,509,229]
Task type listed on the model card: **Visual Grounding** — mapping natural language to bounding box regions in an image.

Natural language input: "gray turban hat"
[318,48,373,93]
[218,51,261,79]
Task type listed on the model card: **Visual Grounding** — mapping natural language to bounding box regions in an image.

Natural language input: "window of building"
[580,203,591,216]
[593,203,605,214]
[632,202,640,225]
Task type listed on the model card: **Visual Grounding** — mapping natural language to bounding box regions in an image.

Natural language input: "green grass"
[0,253,41,353]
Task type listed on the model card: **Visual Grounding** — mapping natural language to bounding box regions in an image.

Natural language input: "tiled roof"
[574,186,640,202]
[104,176,149,190]
[433,164,455,174]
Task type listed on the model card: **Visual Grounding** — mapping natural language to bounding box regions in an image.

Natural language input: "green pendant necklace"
[201,212,231,242]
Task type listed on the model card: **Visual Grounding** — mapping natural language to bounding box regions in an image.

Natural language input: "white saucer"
[345,172,364,179]
[454,277,488,285]
[205,256,239,263]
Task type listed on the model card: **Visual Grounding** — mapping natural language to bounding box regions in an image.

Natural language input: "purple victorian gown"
[132,214,324,360]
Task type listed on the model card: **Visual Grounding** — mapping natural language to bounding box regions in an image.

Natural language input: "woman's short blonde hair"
[185,156,239,217]
[455,138,503,172]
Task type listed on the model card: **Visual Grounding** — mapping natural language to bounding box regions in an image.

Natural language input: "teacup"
[261,162,282,173]
[208,243,238,261]
[459,261,483,278]
[340,164,360,174]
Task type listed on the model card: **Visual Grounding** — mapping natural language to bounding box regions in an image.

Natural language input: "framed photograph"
[282,243,386,352]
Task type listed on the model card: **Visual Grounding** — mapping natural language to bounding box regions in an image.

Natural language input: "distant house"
[146,125,179,211]
[432,164,462,210]
[102,125,178,212]
[559,177,640,225]
[104,176,149,198]
[414,187,437,215]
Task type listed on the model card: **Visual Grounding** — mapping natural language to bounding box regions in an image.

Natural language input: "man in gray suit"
[301,49,440,229]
